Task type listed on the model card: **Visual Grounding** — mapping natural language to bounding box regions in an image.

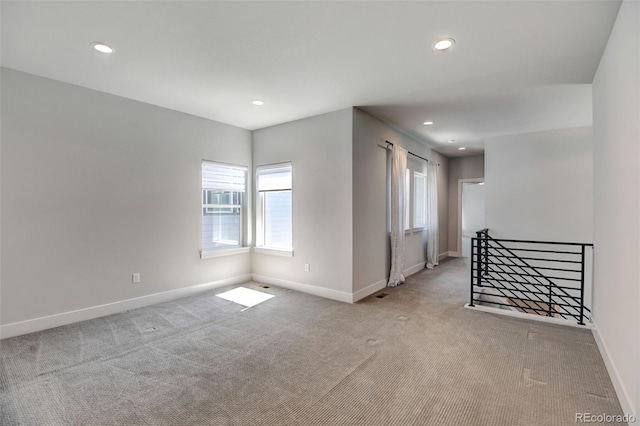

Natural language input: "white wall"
[484,127,593,243]
[461,183,485,258]
[1,69,253,328]
[462,183,485,237]
[0,66,3,331]
[251,109,354,300]
[352,109,449,295]
[592,0,640,416]
[448,155,484,254]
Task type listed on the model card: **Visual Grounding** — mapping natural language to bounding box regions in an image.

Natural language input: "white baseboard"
[439,252,449,261]
[464,303,595,330]
[251,274,353,304]
[0,274,252,340]
[447,251,460,258]
[352,261,428,303]
[591,324,635,418]
[404,261,426,277]
[352,278,388,303]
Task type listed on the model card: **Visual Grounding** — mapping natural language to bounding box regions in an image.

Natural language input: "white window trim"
[413,170,427,230]
[201,161,248,257]
[253,247,294,257]
[405,169,411,231]
[200,247,251,259]
[256,162,293,252]
[409,227,428,233]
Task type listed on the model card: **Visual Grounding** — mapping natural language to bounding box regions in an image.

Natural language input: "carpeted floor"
[0,258,623,425]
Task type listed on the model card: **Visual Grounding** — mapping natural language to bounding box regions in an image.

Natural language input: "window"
[413,171,427,228]
[201,161,247,254]
[405,169,411,231]
[256,163,292,252]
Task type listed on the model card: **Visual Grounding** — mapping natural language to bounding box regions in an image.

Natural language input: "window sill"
[402,227,427,236]
[254,247,294,257]
[201,247,251,259]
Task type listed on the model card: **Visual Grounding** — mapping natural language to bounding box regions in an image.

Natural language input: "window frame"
[200,161,248,258]
[405,169,411,231]
[256,162,293,255]
[413,171,427,230]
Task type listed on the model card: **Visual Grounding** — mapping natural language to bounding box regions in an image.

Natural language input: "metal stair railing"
[469,229,593,325]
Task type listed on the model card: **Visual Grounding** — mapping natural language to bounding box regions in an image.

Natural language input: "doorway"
[459,181,485,257]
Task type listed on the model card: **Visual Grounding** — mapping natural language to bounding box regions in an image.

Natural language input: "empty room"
[1,1,638,425]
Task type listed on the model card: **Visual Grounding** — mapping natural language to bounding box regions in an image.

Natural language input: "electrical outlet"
[304,263,310,272]
[132,273,141,284]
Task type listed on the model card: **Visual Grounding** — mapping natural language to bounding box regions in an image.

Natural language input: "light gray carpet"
[0,258,623,425]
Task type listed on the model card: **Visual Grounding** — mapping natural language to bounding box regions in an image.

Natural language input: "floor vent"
[376,293,389,299]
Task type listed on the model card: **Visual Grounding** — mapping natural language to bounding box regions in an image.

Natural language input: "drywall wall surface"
[592,0,640,416]
[436,155,449,260]
[352,109,448,293]
[484,127,593,243]
[0,66,3,326]
[252,109,353,295]
[447,155,484,253]
[1,69,253,325]
[461,183,485,237]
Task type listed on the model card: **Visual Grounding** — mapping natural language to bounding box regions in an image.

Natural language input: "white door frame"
[456,178,485,257]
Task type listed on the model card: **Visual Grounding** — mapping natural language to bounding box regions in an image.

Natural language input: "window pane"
[264,191,292,250]
[414,172,426,228]
[405,169,410,230]
[203,190,235,206]
[202,162,246,192]
[201,162,246,253]
[257,164,292,191]
[257,162,293,251]
[202,207,241,250]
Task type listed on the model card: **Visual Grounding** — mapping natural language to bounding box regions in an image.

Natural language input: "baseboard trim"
[352,261,428,303]
[352,278,387,303]
[464,303,595,330]
[404,261,426,277]
[251,274,352,304]
[447,251,460,258]
[439,252,450,261]
[0,274,252,340]
[591,324,635,417]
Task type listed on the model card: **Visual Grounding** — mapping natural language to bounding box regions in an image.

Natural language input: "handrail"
[480,237,593,247]
[470,229,592,325]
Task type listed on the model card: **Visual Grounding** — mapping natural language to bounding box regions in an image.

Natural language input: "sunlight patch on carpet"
[216,287,274,308]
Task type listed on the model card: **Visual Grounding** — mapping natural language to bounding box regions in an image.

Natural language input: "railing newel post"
[578,245,586,325]
[476,230,485,288]
[469,237,475,307]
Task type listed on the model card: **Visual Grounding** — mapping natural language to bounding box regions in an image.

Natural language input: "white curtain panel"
[388,145,407,287]
[426,160,439,269]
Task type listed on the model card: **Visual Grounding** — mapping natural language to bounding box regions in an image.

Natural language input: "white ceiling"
[1,1,620,157]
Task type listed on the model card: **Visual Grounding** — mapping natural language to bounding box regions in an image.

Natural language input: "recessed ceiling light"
[479,182,485,185]
[458,147,466,150]
[91,42,113,54]
[423,121,434,126]
[433,38,455,51]
[251,99,265,106]
[448,139,455,144]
